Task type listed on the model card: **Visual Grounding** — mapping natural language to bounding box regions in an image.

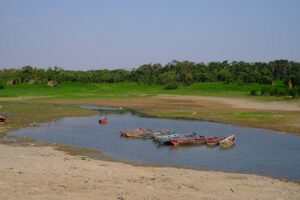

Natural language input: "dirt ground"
[25,95,300,134]
[0,144,299,200]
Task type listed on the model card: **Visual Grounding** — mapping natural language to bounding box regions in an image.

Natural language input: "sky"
[0,0,300,70]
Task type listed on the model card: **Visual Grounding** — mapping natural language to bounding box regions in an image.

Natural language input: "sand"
[157,95,300,111]
[0,144,299,200]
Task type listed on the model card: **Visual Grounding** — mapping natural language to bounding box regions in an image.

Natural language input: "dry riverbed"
[0,96,300,199]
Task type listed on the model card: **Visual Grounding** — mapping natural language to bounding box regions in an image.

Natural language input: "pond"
[9,106,300,181]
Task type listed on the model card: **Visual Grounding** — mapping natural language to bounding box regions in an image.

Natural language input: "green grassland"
[0,81,292,100]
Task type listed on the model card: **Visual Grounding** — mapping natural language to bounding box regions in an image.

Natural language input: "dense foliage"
[0,60,299,88]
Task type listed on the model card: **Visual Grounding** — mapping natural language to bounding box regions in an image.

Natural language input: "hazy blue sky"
[0,0,300,69]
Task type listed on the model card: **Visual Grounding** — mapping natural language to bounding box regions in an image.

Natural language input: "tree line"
[0,60,300,87]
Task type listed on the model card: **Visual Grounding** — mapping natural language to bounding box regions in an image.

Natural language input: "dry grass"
[1,95,300,135]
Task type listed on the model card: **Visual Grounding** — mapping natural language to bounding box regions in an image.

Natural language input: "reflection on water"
[9,106,300,181]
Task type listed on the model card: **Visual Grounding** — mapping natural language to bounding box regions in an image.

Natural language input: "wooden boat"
[154,132,197,145]
[219,135,236,148]
[120,128,152,137]
[99,118,108,124]
[154,133,183,144]
[133,130,172,139]
[206,137,224,147]
[154,133,181,140]
[170,136,206,146]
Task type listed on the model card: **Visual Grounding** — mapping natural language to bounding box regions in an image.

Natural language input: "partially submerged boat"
[219,135,236,148]
[170,136,207,146]
[120,128,152,137]
[130,130,172,139]
[170,136,226,146]
[154,132,197,145]
[206,137,224,147]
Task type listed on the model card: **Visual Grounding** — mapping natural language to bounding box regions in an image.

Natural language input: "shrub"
[287,89,297,98]
[261,87,271,96]
[276,89,287,96]
[287,88,300,98]
[0,82,4,89]
[250,90,257,96]
[270,88,278,96]
[258,87,299,97]
[297,88,300,95]
[164,82,179,90]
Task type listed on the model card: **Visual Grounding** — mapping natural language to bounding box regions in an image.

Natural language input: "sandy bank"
[157,95,300,111]
[0,144,299,200]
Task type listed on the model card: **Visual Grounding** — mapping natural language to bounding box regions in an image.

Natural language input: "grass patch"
[0,82,292,101]
[146,110,285,122]
[225,112,284,121]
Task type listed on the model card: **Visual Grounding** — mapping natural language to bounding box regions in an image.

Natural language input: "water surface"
[9,106,300,181]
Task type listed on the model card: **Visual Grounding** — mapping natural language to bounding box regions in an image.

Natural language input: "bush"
[287,89,297,97]
[270,88,289,97]
[0,82,4,89]
[261,87,272,96]
[258,87,300,98]
[270,88,278,96]
[276,89,287,96]
[164,82,179,90]
[250,90,257,96]
[287,88,300,98]
[297,88,300,95]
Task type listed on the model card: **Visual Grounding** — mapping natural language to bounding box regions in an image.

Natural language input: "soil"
[0,144,299,200]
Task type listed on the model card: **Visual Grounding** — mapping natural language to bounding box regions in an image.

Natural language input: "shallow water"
[9,106,300,181]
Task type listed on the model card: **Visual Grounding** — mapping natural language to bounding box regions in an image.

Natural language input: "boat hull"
[219,135,236,148]
[99,119,108,124]
[170,137,206,146]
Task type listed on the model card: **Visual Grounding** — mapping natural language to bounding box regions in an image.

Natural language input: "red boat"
[170,136,224,146]
[99,118,108,124]
[170,136,206,146]
[206,137,224,147]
